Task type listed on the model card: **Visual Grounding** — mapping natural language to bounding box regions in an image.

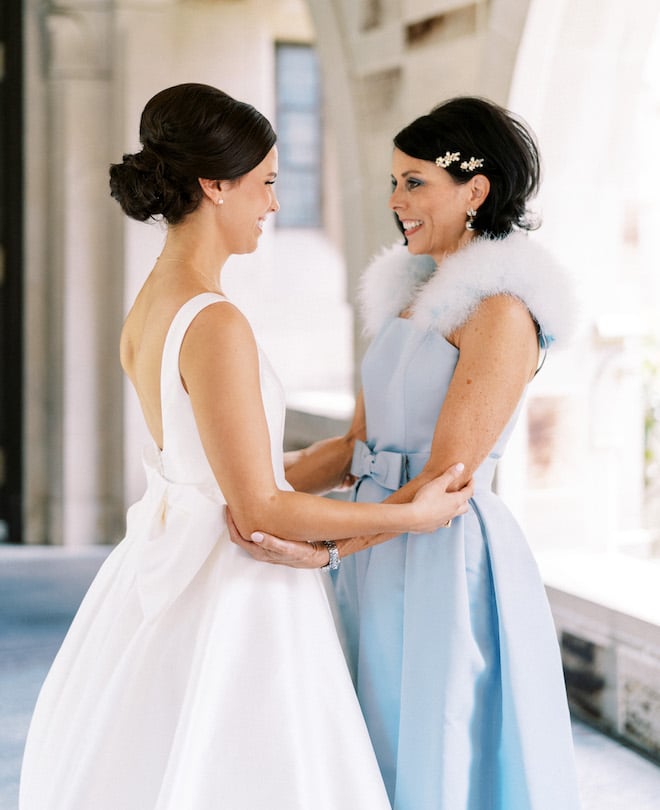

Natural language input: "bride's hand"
[226,508,328,569]
[409,463,473,533]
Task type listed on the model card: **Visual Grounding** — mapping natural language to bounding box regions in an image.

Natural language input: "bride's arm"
[180,302,469,543]
[228,294,538,565]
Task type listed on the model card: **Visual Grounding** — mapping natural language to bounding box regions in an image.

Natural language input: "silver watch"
[320,540,340,571]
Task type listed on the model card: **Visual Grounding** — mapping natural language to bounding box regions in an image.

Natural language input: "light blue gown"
[332,235,582,810]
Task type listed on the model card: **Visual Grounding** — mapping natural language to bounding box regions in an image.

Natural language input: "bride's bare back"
[120,271,210,451]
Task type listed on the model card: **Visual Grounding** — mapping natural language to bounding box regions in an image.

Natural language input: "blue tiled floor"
[2,545,659,810]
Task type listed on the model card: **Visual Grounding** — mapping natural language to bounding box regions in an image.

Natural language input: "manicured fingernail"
[251,532,264,543]
[455,463,464,472]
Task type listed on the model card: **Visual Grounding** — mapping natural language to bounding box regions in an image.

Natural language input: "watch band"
[320,540,340,571]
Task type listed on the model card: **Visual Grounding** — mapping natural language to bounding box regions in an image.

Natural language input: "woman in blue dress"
[229,97,582,810]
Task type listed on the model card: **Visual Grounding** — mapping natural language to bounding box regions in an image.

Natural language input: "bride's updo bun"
[109,148,167,222]
[109,83,277,225]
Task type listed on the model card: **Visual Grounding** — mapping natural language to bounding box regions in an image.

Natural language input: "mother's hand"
[226,508,329,569]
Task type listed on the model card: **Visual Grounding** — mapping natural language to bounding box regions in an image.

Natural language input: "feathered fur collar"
[358,232,578,347]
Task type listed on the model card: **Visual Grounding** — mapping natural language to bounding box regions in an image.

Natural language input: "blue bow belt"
[350,439,428,492]
[351,440,501,493]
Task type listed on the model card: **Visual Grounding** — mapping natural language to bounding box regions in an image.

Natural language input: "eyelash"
[266,180,276,186]
[391,178,423,190]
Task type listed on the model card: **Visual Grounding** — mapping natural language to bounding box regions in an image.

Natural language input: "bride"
[18,83,472,810]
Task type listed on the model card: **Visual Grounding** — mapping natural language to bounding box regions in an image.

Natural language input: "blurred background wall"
[3,0,659,561]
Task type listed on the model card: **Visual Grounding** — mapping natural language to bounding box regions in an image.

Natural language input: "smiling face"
[389,147,484,263]
[219,146,280,255]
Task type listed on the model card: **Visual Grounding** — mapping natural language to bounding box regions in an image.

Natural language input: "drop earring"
[465,208,477,231]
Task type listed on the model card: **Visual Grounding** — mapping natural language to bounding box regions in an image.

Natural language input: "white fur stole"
[358,232,578,348]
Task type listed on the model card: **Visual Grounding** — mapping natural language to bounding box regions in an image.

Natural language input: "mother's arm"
[282,391,367,495]
[229,293,538,565]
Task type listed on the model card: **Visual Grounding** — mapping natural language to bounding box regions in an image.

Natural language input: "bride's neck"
[158,221,228,291]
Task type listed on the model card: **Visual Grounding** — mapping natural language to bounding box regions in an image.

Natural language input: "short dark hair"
[393,96,541,238]
[109,83,277,224]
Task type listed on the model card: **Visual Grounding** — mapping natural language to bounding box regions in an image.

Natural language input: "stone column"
[40,0,124,545]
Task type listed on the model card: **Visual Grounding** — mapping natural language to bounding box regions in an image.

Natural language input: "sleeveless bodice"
[158,293,288,491]
[130,293,293,621]
[357,317,522,492]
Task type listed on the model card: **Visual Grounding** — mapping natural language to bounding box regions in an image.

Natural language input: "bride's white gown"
[20,293,391,810]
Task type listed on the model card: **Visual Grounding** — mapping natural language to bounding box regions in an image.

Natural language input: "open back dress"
[20,293,391,810]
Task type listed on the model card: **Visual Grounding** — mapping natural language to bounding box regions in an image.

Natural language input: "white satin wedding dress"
[19,293,391,810]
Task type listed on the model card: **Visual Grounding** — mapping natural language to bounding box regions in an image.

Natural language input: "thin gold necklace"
[157,257,223,293]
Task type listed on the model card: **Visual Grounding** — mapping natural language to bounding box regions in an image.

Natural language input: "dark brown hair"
[393,96,541,238]
[109,83,277,224]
